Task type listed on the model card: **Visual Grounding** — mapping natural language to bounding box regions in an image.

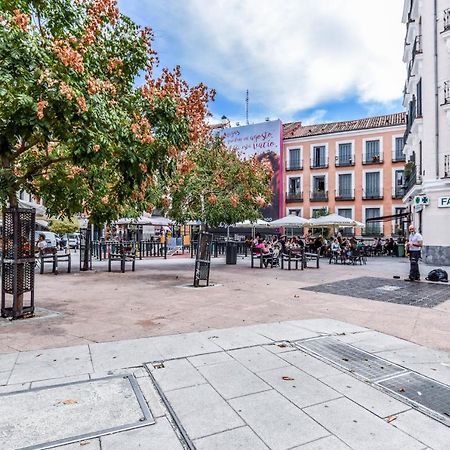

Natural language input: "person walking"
[405,224,423,281]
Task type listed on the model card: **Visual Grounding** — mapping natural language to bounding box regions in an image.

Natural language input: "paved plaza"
[1,256,450,449]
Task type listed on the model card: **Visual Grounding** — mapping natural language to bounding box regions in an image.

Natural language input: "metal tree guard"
[193,232,213,287]
[1,208,36,319]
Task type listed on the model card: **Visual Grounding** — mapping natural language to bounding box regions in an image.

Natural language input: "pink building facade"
[282,113,407,236]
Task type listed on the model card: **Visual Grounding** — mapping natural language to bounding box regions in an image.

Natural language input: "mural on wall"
[216,120,282,221]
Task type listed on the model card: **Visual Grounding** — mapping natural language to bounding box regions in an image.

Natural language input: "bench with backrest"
[303,251,320,269]
[108,242,136,273]
[250,247,277,268]
[39,248,71,274]
[280,249,304,270]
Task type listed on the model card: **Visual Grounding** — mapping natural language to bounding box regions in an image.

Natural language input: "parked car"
[34,231,58,249]
[67,233,80,249]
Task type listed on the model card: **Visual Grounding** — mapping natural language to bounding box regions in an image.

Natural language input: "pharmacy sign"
[438,196,450,208]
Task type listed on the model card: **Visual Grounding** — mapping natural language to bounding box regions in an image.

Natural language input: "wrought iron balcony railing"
[363,189,383,200]
[286,160,303,171]
[335,189,355,201]
[310,190,328,202]
[362,155,383,165]
[310,158,329,169]
[444,8,450,31]
[335,157,355,167]
[286,192,303,203]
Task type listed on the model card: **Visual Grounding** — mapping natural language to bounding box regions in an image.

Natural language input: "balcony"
[413,35,422,56]
[286,160,303,171]
[310,190,328,202]
[310,158,328,169]
[392,152,406,163]
[335,157,355,167]
[444,8,450,32]
[403,166,422,195]
[286,192,303,203]
[335,189,355,201]
[363,190,383,200]
[392,188,404,199]
[362,155,383,165]
[444,154,450,178]
[444,81,450,105]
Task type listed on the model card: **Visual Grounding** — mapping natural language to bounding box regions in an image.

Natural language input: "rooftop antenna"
[245,89,249,125]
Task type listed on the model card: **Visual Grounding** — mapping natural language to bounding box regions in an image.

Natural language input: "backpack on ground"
[425,269,449,283]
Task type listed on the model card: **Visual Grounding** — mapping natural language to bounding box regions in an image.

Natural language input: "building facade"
[402,0,450,265]
[282,113,406,236]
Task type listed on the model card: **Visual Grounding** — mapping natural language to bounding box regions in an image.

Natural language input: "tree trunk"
[81,223,92,271]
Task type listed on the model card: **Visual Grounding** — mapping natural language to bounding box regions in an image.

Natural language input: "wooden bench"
[250,248,276,268]
[108,244,136,273]
[280,251,304,270]
[39,250,71,274]
[303,252,320,269]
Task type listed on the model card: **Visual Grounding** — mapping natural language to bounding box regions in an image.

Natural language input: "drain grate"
[296,337,405,381]
[378,372,450,425]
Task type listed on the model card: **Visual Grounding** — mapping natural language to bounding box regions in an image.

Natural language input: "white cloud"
[123,0,405,118]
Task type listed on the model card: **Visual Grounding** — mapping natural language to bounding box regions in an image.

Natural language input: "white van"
[35,231,57,248]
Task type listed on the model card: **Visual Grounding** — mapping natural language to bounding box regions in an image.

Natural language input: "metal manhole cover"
[296,337,405,381]
[0,375,154,450]
[378,372,450,425]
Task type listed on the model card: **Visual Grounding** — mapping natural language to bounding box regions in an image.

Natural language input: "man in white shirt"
[405,224,423,281]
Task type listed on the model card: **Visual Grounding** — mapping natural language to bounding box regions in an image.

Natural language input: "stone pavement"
[2,318,450,449]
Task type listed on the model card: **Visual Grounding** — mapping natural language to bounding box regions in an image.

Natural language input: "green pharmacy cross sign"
[414,195,430,205]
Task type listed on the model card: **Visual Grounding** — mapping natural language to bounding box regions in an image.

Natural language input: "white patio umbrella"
[268,214,311,227]
[233,219,271,228]
[309,213,358,228]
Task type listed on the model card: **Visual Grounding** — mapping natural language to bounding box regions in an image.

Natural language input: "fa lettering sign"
[414,195,430,205]
[438,196,450,208]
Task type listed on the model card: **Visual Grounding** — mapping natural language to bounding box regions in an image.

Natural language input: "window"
[312,207,328,218]
[288,209,301,216]
[337,208,352,219]
[338,174,352,198]
[288,148,301,170]
[338,143,352,165]
[365,207,381,234]
[365,140,380,162]
[394,170,404,197]
[312,145,326,167]
[417,79,422,117]
[288,177,301,194]
[365,172,380,198]
[312,175,325,192]
[394,137,405,161]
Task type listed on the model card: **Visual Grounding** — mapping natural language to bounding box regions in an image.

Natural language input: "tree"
[49,217,79,234]
[157,138,274,227]
[0,0,213,317]
[0,0,213,222]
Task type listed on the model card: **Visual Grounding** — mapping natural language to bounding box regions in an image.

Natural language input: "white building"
[402,0,450,265]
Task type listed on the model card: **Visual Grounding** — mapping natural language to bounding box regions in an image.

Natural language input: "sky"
[118,0,406,127]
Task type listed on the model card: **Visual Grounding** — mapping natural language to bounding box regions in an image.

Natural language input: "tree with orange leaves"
[157,137,273,227]
[0,0,214,224]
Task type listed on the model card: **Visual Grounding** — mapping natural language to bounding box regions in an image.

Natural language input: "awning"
[365,212,410,223]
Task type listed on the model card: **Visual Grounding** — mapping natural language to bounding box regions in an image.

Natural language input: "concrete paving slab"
[58,439,101,449]
[376,346,450,369]
[197,360,270,399]
[89,338,163,372]
[201,327,272,350]
[279,350,343,379]
[8,345,92,384]
[228,346,290,373]
[135,376,166,418]
[392,409,450,450]
[229,390,328,450]
[304,397,425,450]
[0,352,16,373]
[148,359,206,391]
[335,330,418,353]
[0,371,9,385]
[286,318,369,335]
[291,435,351,449]
[263,342,297,355]
[188,351,233,367]
[248,322,319,341]
[100,417,183,450]
[0,376,147,450]
[194,426,269,450]
[165,384,244,440]
[152,332,222,359]
[320,373,410,418]
[0,382,30,394]
[31,374,90,388]
[257,366,341,408]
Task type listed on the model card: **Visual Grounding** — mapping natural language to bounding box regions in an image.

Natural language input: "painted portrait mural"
[215,120,282,221]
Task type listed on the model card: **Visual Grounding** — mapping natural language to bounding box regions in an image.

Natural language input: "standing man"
[405,224,423,281]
